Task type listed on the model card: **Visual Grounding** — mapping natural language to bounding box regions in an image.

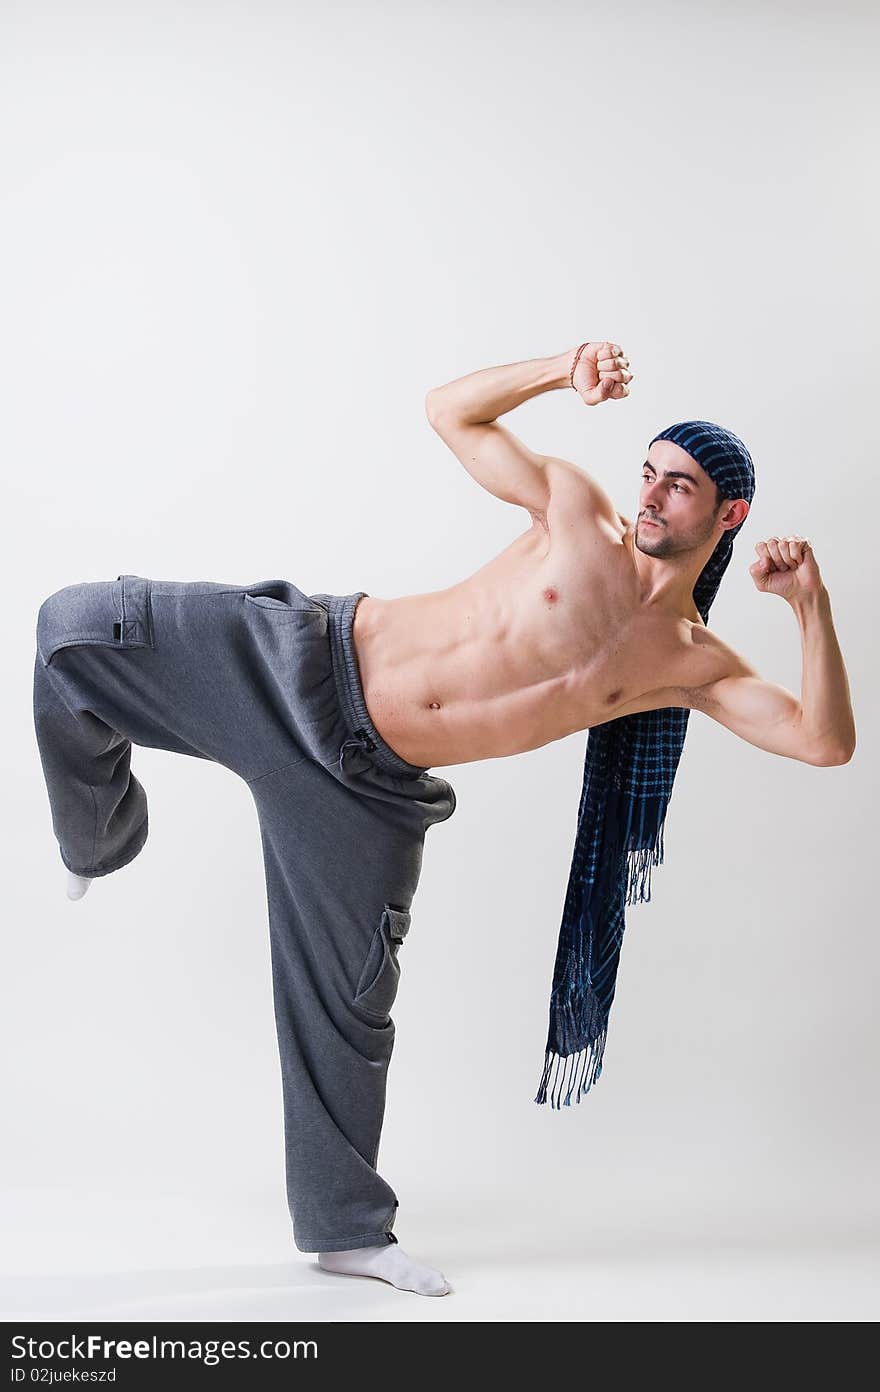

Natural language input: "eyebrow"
[643,459,701,486]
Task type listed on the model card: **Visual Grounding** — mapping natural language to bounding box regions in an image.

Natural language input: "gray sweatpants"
[32,574,457,1253]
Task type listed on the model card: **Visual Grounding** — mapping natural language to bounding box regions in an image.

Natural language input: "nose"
[640,479,664,515]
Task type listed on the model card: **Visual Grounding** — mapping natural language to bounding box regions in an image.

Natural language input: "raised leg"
[33,650,150,878]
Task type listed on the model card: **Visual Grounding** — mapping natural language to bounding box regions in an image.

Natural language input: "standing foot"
[66,871,92,901]
[317,1243,452,1296]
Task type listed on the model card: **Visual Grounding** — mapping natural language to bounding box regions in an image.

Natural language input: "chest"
[525,522,698,707]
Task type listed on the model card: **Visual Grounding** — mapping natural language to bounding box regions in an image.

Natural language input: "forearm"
[426,350,577,424]
[792,587,856,760]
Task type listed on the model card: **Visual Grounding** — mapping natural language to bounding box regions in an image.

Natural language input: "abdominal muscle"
[351,518,698,769]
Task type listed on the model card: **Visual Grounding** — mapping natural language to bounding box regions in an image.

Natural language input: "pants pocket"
[244,581,326,616]
[353,904,412,1022]
[37,574,155,667]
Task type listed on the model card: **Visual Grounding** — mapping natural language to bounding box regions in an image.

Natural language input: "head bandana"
[534,420,756,1107]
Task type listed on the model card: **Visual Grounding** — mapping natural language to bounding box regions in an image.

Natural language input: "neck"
[624,525,716,619]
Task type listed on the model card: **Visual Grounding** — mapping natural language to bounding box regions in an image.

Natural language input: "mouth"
[640,517,662,528]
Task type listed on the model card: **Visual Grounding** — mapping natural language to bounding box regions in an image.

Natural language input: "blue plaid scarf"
[535,420,756,1107]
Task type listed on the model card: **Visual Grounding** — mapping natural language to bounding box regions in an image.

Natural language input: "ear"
[718,498,749,532]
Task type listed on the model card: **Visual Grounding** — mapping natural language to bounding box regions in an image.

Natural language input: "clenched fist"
[749,535,823,601]
[571,341,633,406]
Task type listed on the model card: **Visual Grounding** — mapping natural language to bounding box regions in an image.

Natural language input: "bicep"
[684,672,814,762]
[427,412,553,519]
[426,407,621,535]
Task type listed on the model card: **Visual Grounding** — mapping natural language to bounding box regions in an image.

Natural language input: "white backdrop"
[3,0,877,1321]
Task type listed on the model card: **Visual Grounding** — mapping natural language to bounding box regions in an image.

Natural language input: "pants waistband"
[311,591,430,780]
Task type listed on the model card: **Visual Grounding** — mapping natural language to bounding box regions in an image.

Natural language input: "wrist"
[790,585,830,618]
[562,343,590,392]
[551,349,580,391]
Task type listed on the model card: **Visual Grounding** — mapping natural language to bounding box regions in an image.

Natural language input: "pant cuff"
[298,1229,399,1254]
[59,814,149,879]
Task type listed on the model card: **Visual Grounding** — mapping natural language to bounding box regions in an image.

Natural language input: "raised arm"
[425,343,632,524]
[684,536,856,767]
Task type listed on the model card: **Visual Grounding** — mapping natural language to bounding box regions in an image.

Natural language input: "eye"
[643,472,688,494]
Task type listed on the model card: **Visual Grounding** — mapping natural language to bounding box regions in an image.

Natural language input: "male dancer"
[33,342,855,1298]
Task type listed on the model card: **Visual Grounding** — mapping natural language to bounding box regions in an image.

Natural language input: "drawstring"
[338,726,377,776]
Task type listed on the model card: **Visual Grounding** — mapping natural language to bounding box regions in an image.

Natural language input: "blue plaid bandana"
[534,420,756,1107]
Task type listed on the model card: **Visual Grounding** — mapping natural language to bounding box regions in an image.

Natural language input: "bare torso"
[351,506,738,769]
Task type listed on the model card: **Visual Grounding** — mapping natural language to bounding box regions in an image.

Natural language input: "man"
[420,342,854,1117]
[32,341,855,1298]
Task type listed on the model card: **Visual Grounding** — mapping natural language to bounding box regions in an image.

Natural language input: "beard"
[636,508,720,559]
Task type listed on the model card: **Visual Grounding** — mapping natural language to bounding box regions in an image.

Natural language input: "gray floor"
[2,1189,877,1322]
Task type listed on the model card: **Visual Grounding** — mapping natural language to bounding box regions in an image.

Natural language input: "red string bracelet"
[569,342,590,389]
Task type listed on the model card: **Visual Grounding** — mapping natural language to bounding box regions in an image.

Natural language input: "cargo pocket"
[244,581,326,617]
[37,574,155,667]
[352,904,412,1023]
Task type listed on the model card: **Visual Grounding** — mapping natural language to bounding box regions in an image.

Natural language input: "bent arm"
[686,589,856,766]
[425,350,613,523]
[686,672,825,762]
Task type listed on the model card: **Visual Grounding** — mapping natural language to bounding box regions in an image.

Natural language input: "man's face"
[636,442,724,558]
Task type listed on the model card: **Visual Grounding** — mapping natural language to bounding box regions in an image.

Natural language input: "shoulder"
[675,628,758,707]
[686,623,753,669]
[541,457,627,541]
[633,627,757,715]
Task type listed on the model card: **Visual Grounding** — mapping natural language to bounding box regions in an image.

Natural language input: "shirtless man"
[355,343,855,774]
[33,341,855,1301]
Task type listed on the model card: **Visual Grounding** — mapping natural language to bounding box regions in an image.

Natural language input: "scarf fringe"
[533,1024,609,1108]
[624,815,666,906]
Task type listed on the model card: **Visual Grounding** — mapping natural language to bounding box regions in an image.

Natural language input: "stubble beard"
[636,509,720,559]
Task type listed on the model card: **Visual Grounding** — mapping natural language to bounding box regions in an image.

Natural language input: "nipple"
[543,587,558,604]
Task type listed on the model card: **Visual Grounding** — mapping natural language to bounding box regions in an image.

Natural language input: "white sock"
[66,870,92,901]
[317,1242,451,1296]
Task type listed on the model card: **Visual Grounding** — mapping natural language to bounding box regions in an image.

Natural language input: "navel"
[428,701,441,711]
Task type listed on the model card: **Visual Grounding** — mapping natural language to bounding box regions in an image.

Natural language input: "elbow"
[425,388,466,433]
[808,738,856,767]
[425,389,446,428]
[834,738,857,765]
